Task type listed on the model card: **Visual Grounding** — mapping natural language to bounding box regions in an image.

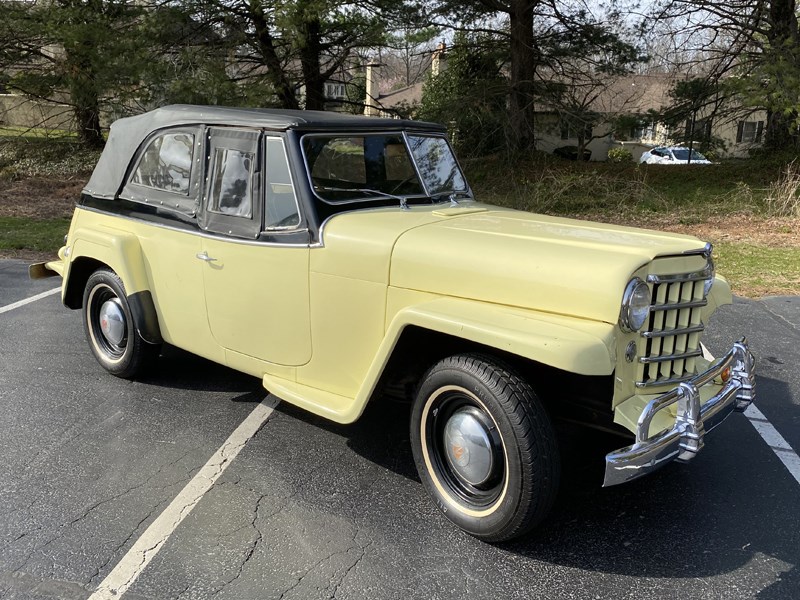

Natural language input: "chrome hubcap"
[99,298,126,346]
[443,407,496,486]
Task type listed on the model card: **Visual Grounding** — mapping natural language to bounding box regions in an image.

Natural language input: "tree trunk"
[249,0,300,110]
[65,44,104,148]
[508,0,537,151]
[765,0,800,150]
[299,16,325,111]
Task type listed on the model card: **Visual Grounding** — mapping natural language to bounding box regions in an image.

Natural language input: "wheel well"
[373,325,618,432]
[64,257,108,309]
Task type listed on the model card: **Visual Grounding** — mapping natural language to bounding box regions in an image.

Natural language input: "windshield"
[672,148,707,161]
[302,133,467,203]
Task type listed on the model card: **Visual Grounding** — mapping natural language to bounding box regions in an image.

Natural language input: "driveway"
[1,258,798,599]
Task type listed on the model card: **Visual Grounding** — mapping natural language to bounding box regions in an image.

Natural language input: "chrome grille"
[637,265,712,388]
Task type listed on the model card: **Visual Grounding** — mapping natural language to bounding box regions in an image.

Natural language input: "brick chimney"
[364,63,381,117]
[432,42,447,77]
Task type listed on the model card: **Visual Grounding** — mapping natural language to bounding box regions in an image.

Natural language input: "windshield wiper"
[315,186,412,210]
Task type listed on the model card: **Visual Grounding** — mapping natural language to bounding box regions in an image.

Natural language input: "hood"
[390,207,707,323]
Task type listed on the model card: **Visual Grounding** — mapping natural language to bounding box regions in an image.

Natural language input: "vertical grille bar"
[637,264,712,387]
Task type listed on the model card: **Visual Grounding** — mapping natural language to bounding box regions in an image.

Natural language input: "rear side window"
[208,148,255,218]
[122,127,201,215]
[200,127,261,239]
[132,132,195,195]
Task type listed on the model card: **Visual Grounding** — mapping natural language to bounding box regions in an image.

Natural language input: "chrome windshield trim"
[402,130,431,197]
[299,131,466,206]
[639,349,703,364]
[642,324,706,339]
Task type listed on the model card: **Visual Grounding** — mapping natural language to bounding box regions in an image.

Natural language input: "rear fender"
[66,227,162,344]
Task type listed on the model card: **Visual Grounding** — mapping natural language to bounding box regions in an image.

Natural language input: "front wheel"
[82,269,159,378]
[410,354,560,542]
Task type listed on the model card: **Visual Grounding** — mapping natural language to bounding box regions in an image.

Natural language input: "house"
[363,43,446,119]
[363,54,768,161]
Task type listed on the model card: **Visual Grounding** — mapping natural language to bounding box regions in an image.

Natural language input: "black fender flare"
[127,290,163,345]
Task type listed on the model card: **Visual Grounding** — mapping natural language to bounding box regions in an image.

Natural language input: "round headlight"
[620,278,651,332]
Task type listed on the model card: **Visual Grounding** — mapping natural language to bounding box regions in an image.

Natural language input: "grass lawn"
[464,155,800,297]
[0,132,798,298]
[0,217,70,253]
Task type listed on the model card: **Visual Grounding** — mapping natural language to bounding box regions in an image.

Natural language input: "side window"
[208,148,255,218]
[132,132,194,195]
[201,128,261,239]
[264,137,301,229]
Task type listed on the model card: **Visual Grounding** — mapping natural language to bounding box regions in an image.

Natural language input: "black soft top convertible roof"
[83,104,446,200]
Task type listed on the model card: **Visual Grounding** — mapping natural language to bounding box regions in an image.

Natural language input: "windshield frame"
[300,130,470,205]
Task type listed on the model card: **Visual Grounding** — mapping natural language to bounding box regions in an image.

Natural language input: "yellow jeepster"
[31,105,756,542]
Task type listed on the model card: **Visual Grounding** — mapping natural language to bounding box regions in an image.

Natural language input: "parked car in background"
[640,146,712,165]
[31,105,754,542]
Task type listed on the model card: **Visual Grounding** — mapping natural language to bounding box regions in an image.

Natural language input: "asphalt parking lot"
[1,257,799,600]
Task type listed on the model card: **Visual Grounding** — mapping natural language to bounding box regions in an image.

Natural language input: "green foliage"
[465,154,781,218]
[0,136,100,179]
[0,217,70,252]
[417,32,508,157]
[661,77,726,153]
[607,147,633,163]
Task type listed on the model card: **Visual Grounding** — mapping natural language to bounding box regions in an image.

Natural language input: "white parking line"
[88,396,280,600]
[745,404,800,486]
[0,287,60,314]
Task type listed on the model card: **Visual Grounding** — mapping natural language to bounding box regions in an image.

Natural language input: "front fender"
[383,298,617,377]
[262,297,617,425]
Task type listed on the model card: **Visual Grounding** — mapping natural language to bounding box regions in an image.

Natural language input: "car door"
[198,128,312,367]
[118,126,221,360]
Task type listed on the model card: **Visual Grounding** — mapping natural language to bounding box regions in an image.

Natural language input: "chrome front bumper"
[604,338,755,487]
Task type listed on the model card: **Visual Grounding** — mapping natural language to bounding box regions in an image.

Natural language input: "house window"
[325,82,346,99]
[737,120,764,144]
[560,121,592,140]
[686,118,712,141]
[631,121,657,141]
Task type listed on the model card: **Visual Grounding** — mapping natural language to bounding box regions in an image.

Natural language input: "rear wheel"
[83,269,159,378]
[410,354,560,542]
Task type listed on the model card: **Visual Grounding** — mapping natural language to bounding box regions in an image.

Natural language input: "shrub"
[607,147,633,163]
[765,161,800,217]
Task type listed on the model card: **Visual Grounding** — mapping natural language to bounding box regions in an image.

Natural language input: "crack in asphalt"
[10,450,198,575]
[209,492,268,597]
[760,300,800,337]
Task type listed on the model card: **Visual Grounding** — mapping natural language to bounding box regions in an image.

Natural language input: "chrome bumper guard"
[604,338,755,487]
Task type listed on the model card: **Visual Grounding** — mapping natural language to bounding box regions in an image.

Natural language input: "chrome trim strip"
[650,299,707,312]
[639,349,703,364]
[683,242,713,257]
[76,205,312,248]
[643,324,705,339]
[647,265,712,284]
[605,338,755,487]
